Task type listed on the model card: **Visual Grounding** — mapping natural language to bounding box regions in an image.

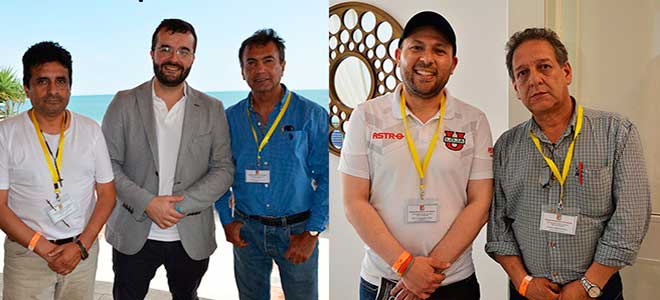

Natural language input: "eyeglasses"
[156,46,193,58]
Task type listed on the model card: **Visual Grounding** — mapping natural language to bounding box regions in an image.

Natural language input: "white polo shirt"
[339,84,493,286]
[0,111,114,240]
[147,80,186,241]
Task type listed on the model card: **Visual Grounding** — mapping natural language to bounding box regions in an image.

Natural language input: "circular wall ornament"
[329,2,403,156]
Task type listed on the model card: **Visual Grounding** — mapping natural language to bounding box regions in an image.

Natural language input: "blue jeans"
[234,216,319,300]
[360,273,480,300]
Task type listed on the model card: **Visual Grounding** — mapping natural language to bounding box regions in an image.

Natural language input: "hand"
[391,280,425,300]
[222,221,247,247]
[145,195,184,229]
[401,257,450,298]
[558,280,589,300]
[46,243,82,275]
[525,277,561,300]
[284,231,318,264]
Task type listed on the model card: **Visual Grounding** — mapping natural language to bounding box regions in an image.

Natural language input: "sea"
[17,89,346,148]
[20,89,329,123]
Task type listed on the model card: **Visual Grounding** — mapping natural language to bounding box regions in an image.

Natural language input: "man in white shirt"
[102,19,233,300]
[339,11,493,300]
[0,41,116,300]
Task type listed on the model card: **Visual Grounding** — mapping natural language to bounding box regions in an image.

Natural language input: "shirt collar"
[247,84,289,112]
[527,96,579,143]
[390,83,456,121]
[151,78,188,106]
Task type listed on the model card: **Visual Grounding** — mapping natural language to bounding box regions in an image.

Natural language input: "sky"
[0,0,328,95]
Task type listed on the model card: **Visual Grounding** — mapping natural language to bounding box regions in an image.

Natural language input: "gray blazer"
[101,80,234,260]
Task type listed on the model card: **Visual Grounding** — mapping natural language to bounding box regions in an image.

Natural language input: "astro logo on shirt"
[443,131,466,151]
[372,132,404,140]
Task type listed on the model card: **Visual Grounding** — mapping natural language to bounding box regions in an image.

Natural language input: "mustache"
[414,61,435,69]
[161,62,183,69]
[43,95,64,102]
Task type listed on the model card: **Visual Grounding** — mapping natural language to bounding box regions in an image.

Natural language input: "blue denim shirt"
[215,85,329,232]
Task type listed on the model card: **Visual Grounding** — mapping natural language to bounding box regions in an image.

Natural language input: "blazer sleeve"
[102,91,154,222]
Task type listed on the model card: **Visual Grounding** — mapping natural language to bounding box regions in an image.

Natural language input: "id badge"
[375,277,398,300]
[46,193,76,225]
[406,199,438,224]
[539,204,579,235]
[245,165,271,184]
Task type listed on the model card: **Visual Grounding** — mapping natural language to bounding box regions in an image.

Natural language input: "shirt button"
[266,204,270,208]
[264,161,269,165]
[549,242,556,248]
[552,272,559,277]
[265,184,269,188]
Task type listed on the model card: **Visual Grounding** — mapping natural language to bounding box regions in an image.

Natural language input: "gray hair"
[505,28,568,80]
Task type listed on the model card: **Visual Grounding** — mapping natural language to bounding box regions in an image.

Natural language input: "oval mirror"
[377,21,393,42]
[329,14,341,35]
[344,9,358,29]
[334,56,372,108]
[361,11,376,32]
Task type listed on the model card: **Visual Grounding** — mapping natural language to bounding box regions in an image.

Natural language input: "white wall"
[328,1,511,299]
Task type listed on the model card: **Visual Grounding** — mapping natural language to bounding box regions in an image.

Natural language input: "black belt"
[236,209,310,227]
[8,234,79,245]
[50,236,79,245]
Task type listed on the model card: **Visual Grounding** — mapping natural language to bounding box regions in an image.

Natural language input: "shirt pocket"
[283,130,308,153]
[576,165,613,217]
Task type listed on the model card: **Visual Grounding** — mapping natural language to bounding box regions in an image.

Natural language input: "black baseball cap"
[398,11,456,55]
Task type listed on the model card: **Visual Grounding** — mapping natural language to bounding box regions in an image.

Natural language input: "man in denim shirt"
[215,29,328,300]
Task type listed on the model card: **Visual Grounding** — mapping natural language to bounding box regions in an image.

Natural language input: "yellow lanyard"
[400,92,446,201]
[529,105,584,208]
[29,109,66,194]
[246,91,292,166]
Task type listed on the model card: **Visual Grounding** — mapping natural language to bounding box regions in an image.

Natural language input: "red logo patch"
[372,132,404,140]
[443,131,466,151]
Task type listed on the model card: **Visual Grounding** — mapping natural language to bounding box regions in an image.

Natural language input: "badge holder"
[46,191,75,227]
[245,163,271,184]
[540,204,579,235]
[375,277,398,300]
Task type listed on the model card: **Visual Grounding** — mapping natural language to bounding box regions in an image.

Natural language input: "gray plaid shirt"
[485,103,651,284]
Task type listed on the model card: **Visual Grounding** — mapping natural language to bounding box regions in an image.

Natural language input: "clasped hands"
[145,195,185,229]
[389,256,451,300]
[524,278,590,300]
[38,241,85,275]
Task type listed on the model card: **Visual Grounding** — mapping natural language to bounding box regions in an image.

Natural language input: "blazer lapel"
[136,81,159,170]
[175,85,200,177]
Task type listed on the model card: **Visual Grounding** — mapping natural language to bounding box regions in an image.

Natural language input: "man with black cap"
[340,11,493,300]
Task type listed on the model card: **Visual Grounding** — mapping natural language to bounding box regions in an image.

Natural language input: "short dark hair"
[238,29,286,67]
[22,41,73,88]
[505,28,569,80]
[151,19,197,52]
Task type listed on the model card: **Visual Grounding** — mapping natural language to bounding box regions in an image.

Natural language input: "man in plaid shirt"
[486,28,651,300]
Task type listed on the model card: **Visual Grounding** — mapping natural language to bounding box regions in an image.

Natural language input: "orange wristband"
[28,232,42,252]
[391,251,412,275]
[518,275,533,296]
[397,254,414,276]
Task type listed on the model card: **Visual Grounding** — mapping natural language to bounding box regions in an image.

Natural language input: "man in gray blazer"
[101,19,234,300]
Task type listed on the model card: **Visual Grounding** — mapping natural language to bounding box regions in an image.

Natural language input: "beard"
[153,61,191,87]
[401,61,449,100]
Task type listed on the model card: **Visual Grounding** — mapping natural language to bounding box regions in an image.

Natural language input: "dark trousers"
[509,272,623,300]
[360,273,481,300]
[112,240,209,300]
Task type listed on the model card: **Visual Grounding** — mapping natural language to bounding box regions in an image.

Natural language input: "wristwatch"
[74,239,89,260]
[580,276,602,298]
